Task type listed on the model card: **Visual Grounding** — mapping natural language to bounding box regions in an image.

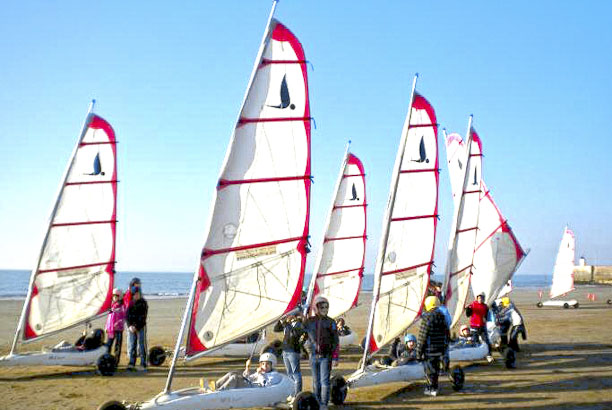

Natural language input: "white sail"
[549,227,575,299]
[363,84,439,356]
[20,110,117,343]
[183,19,311,359]
[307,152,366,319]
[443,123,482,328]
[445,132,526,305]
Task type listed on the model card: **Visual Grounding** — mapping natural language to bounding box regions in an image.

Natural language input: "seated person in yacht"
[454,325,473,345]
[336,318,352,337]
[214,352,282,391]
[392,334,418,366]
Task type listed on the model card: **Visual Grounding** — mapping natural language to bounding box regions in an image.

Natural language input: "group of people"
[104,277,149,370]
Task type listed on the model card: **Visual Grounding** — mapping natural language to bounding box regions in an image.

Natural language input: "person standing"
[126,289,148,371]
[105,288,126,364]
[273,313,305,400]
[416,296,450,397]
[466,292,493,362]
[303,296,339,408]
[123,277,142,306]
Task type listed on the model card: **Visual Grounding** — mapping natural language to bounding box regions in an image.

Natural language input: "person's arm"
[331,320,340,364]
[273,320,284,332]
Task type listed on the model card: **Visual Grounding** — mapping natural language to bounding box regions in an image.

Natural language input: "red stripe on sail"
[202,236,305,257]
[333,203,365,210]
[51,220,117,228]
[382,261,434,276]
[261,59,307,66]
[65,180,118,186]
[38,261,116,274]
[323,235,365,243]
[238,116,312,125]
[218,175,310,189]
[400,168,437,174]
[316,267,363,278]
[391,214,437,223]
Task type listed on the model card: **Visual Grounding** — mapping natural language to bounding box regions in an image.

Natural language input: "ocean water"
[0,269,551,300]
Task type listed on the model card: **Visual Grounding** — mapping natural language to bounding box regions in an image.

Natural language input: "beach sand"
[1,286,611,409]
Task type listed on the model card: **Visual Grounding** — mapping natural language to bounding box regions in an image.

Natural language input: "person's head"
[336,318,345,328]
[459,325,470,337]
[130,277,142,294]
[476,292,485,303]
[132,289,142,301]
[501,297,510,308]
[258,352,277,372]
[112,288,122,301]
[424,296,440,312]
[314,296,329,316]
[404,333,416,350]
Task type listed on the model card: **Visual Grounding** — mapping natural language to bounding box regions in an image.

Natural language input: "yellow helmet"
[424,296,440,312]
[501,297,510,307]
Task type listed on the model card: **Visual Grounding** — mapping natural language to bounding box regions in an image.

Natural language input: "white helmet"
[259,352,277,367]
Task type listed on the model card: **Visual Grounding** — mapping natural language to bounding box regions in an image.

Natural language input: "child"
[336,318,352,337]
[215,352,282,390]
[105,288,126,363]
[126,289,148,371]
[456,325,472,345]
[392,334,417,366]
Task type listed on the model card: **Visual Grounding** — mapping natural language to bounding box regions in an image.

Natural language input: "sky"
[1,1,611,277]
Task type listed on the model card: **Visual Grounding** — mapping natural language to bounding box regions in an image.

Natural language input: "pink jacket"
[105,301,126,334]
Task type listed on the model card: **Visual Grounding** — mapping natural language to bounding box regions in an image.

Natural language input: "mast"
[360,75,418,370]
[163,1,280,394]
[10,100,96,355]
[303,141,351,315]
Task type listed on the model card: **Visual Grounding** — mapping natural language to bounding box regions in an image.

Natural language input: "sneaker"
[139,365,148,372]
[486,355,494,363]
[424,388,431,396]
[286,395,295,403]
[430,389,439,397]
[127,364,136,372]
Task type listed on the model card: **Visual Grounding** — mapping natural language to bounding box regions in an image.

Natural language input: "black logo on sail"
[411,137,429,163]
[267,75,295,110]
[350,183,360,201]
[87,153,105,176]
[472,166,478,185]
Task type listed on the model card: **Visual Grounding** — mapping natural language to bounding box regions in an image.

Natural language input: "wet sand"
[1,286,611,409]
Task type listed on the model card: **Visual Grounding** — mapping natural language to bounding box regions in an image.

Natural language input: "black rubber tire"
[607,299,612,305]
[563,303,569,309]
[292,391,320,410]
[450,365,465,391]
[536,302,543,308]
[330,375,348,405]
[260,339,283,358]
[148,346,166,366]
[504,348,516,369]
[97,401,126,410]
[97,353,117,376]
[574,303,579,309]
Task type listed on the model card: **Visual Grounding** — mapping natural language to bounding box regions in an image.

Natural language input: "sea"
[0,269,551,300]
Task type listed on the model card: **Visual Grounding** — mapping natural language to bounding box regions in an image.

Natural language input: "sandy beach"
[1,285,611,409]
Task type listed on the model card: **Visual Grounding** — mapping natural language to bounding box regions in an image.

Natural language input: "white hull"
[541,299,578,308]
[138,375,293,409]
[0,346,107,367]
[339,331,357,347]
[449,342,488,362]
[346,362,424,389]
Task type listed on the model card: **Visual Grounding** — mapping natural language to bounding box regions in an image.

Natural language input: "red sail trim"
[343,173,366,178]
[408,123,438,128]
[400,168,437,174]
[218,175,310,188]
[201,235,305,257]
[382,261,434,276]
[80,141,116,146]
[457,226,478,234]
[470,153,483,157]
[450,265,473,277]
[463,189,481,194]
[391,214,437,222]
[346,153,367,311]
[51,220,117,227]
[323,234,366,243]
[66,180,118,186]
[238,116,312,125]
[38,261,116,274]
[261,59,307,66]
[474,220,508,252]
[316,267,363,278]
[333,203,366,210]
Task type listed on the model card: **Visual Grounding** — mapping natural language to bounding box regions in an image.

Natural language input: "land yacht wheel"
[148,346,166,366]
[330,375,348,405]
[504,348,516,369]
[292,391,319,410]
[536,302,543,308]
[97,400,126,410]
[97,353,117,376]
[607,299,612,305]
[450,365,464,391]
[563,303,569,309]
[573,303,579,309]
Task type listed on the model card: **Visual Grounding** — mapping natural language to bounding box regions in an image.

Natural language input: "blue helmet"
[404,334,416,343]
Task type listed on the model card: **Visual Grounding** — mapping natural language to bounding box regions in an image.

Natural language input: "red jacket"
[468,300,488,328]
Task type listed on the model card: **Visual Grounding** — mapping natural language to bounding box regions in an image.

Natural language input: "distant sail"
[445,132,526,305]
[364,90,439,356]
[185,20,311,358]
[307,153,366,319]
[549,227,575,299]
[23,114,117,341]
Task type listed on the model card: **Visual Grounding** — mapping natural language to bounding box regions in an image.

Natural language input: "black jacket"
[416,308,449,358]
[303,315,339,358]
[274,319,305,353]
[126,298,148,331]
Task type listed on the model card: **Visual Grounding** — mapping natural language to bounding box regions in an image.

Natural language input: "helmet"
[501,297,510,307]
[259,352,277,367]
[459,325,470,335]
[314,296,329,313]
[112,288,122,296]
[477,292,486,300]
[424,296,440,312]
[404,334,416,343]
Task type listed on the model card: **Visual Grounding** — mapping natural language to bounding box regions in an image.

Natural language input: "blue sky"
[1,1,611,276]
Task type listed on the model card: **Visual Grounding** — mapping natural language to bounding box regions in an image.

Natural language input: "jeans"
[105,331,123,364]
[423,354,442,390]
[283,350,302,396]
[127,327,148,367]
[310,355,331,405]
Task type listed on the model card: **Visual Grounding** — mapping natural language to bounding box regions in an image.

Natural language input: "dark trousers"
[424,354,442,390]
[105,331,123,364]
[471,326,491,354]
